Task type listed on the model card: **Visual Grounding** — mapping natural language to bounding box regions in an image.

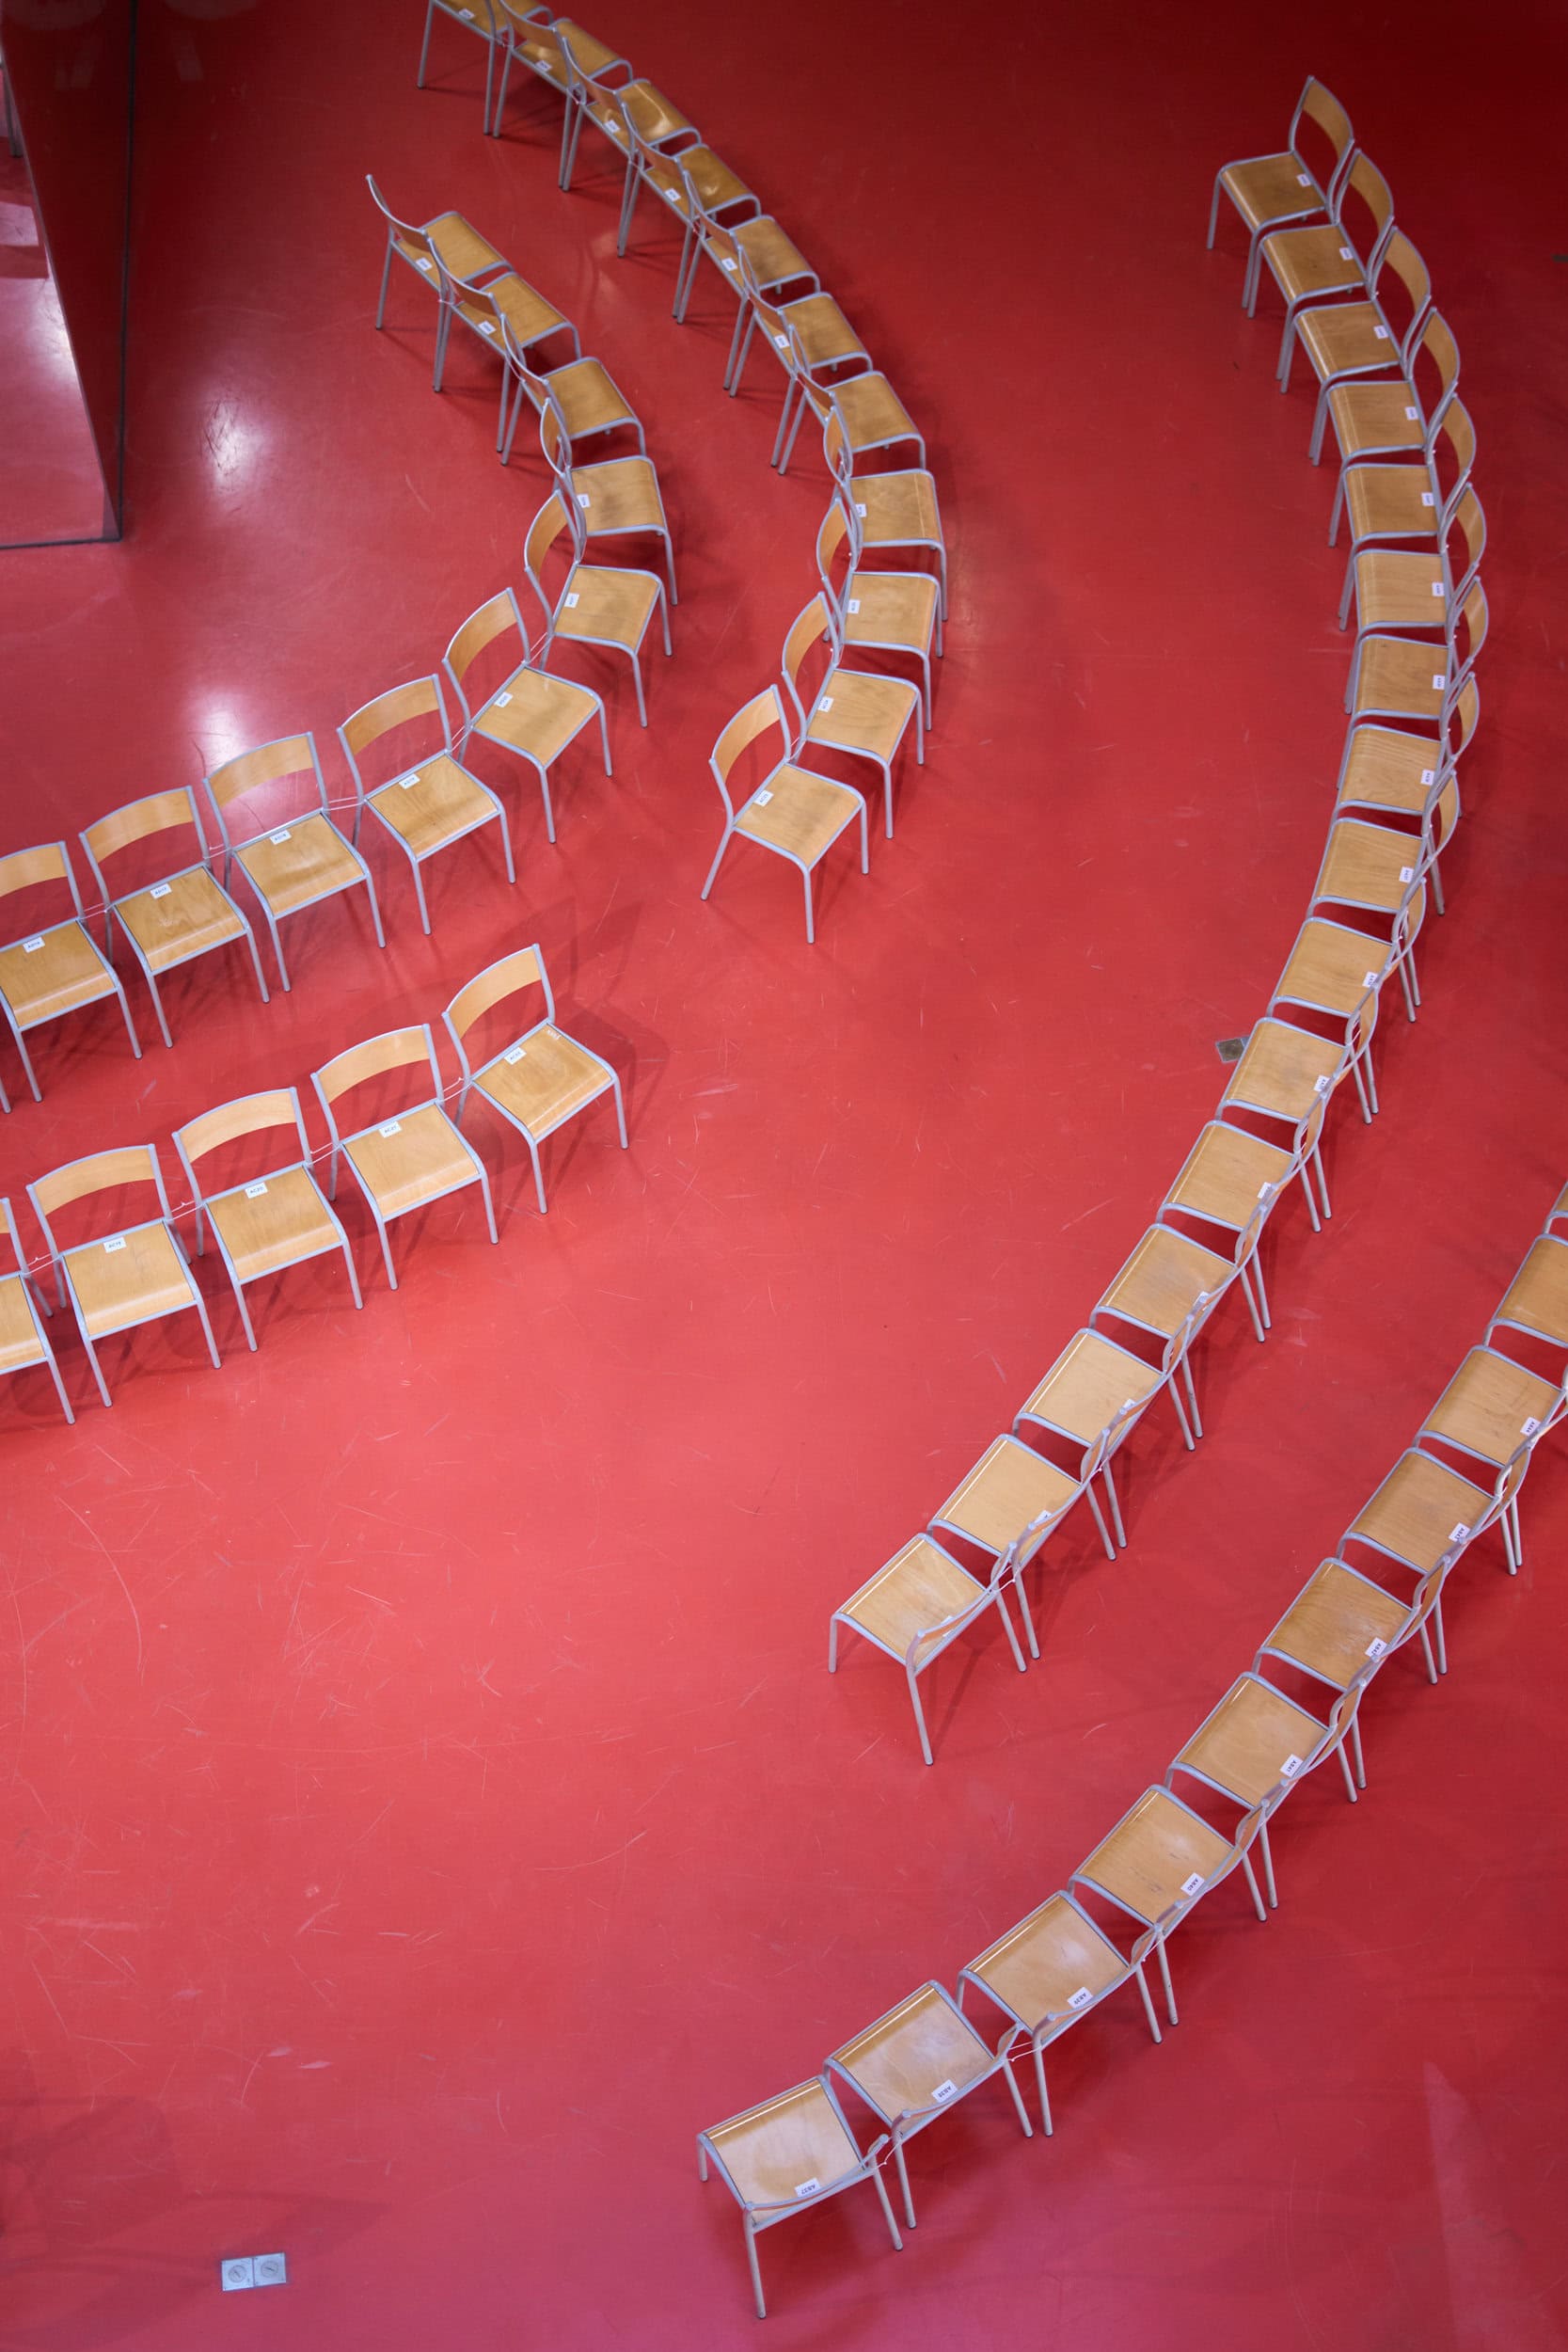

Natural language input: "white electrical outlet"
[220,2251,287,2291]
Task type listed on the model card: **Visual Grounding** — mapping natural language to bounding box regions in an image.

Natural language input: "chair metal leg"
[1155,1936,1179,2027]
[241,921,271,1005]
[375,239,394,329]
[610,1074,628,1148]
[802,866,816,945]
[1351,1716,1366,1789]
[232,1277,259,1353]
[527,1138,547,1216]
[1085,1478,1117,1564]
[42,1340,75,1424]
[907,1661,934,1766]
[1259,1820,1278,1910]
[1181,1351,1204,1439]
[417,0,435,87]
[995,1585,1028,1673]
[145,970,174,1051]
[1134,1960,1163,2045]
[1241,1849,1267,1924]
[477,1164,500,1245]
[868,2155,904,2252]
[339,1238,364,1311]
[891,2132,917,2230]
[1033,2039,1054,2136]
[1102,1456,1128,1549]
[1338,1740,1359,1804]
[81,1331,112,1409]
[701,825,734,903]
[743,2216,766,2322]
[411,860,432,936]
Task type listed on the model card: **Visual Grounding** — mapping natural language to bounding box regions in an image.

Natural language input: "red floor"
[3,2,1567,2346]
[0,151,108,548]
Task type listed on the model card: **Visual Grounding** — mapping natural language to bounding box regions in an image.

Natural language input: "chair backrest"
[1333,151,1394,266]
[445,946,553,1073]
[174,1088,309,1200]
[29,1144,170,1252]
[556,19,628,88]
[1443,487,1486,602]
[746,287,800,377]
[1438,396,1476,498]
[1292,78,1354,201]
[523,489,580,622]
[814,500,853,609]
[338,675,451,798]
[1411,309,1460,428]
[499,322,551,419]
[1445,672,1481,769]
[709,688,785,817]
[1368,230,1430,353]
[700,216,743,276]
[80,787,207,901]
[538,400,574,480]
[0,1193,26,1278]
[780,596,838,734]
[444,589,528,716]
[313,1026,441,1132]
[365,174,429,254]
[497,0,564,57]
[0,839,85,928]
[204,735,326,850]
[1450,578,1488,679]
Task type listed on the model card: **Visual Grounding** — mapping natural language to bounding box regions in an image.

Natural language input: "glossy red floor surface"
[0,149,107,549]
[3,2,1567,2346]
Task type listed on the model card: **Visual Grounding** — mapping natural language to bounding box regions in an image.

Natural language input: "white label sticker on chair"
[794,2178,820,2198]
[817,696,833,711]
[855,501,866,516]
[1432,675,1447,690]
[930,2079,958,2103]
[1363,972,1379,989]
[1314,1073,1330,1095]
[479,320,495,335]
[23,936,43,952]
[1366,1636,1387,1659]
[752,788,772,806]
[1280,1754,1304,1777]
[773,333,789,347]
[1374,326,1389,340]
[664,188,681,205]
[1523,1417,1541,1436]
[245,1181,268,1199]
[721,257,736,270]
[1180,1872,1205,1897]
[104,1235,127,1253]
[269,828,292,846]
[1403,406,1418,421]
[1420,769,1435,786]
[494,691,512,707]
[417,257,433,271]
[504,1045,526,1063]
[378,1120,402,1138]
[1338,246,1353,260]
[1296,173,1310,185]
[564,593,579,608]
[847,598,861,613]
[1421,491,1434,506]
[1399,866,1415,882]
[578,494,591,508]
[1449,1522,1470,1542]
[1068,1986,1093,2010]
[1429,583,1446,598]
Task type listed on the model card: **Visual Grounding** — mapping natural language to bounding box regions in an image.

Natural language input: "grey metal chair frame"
[696,2074,902,2321]
[416,0,504,130]
[443,584,612,846]
[173,1088,364,1351]
[311,1025,499,1292]
[79,786,271,1048]
[1253,1554,1416,1744]
[539,405,679,603]
[366,177,506,384]
[339,673,515,935]
[498,319,644,469]
[557,31,639,195]
[1279,227,1430,401]
[203,732,386,992]
[825,411,948,621]
[1069,1786,1268,2034]
[778,596,924,842]
[0,1194,74,1423]
[27,1145,221,1407]
[828,1534,1029,1769]
[1322,312,1461,530]
[1252,150,1396,357]
[701,687,870,946]
[957,1887,1162,2135]
[1207,78,1356,311]
[485,0,565,138]
[442,944,627,1216]
[522,484,672,728]
[433,257,581,433]
[1267,940,1384,1123]
[1310,826,1432,1024]
[1165,1668,1368,1914]
[816,499,942,728]
[1217,1017,1354,1217]
[0,840,142,1101]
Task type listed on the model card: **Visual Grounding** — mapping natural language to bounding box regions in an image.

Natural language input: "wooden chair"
[825,406,947,620]
[1320,310,1461,525]
[1217,1016,1363,1219]
[617,111,757,317]
[1330,396,1475,589]
[443,587,610,845]
[1160,1130,1292,1328]
[1418,1345,1567,1570]
[1254,152,1394,380]
[958,1889,1161,2135]
[1208,78,1355,310]
[732,279,869,469]
[1309,818,1432,1021]
[816,500,941,729]
[1279,227,1430,405]
[826,1980,1032,2227]
[522,488,671,728]
[0,1194,73,1423]
[0,841,142,1104]
[487,1,577,142]
[1333,673,1477,915]
[779,596,922,841]
[1166,1672,1355,1912]
[1012,1327,1164,1552]
[929,1429,1117,1587]
[173,1089,362,1351]
[788,367,924,481]
[830,1533,1028,1767]
[1089,1216,1263,1451]
[27,1145,220,1407]
[1070,1786,1266,2032]
[689,215,817,385]
[539,405,678,602]
[560,31,690,197]
[1253,1556,1414,1785]
[79,787,270,1048]
[1486,1234,1568,1371]
[204,733,384,991]
[499,325,642,469]
[312,1026,499,1290]
[443,944,626,1215]
[338,673,515,935]
[416,0,505,131]
[701,687,868,946]
[366,177,506,381]
[697,2075,902,2320]
[1269,921,1389,1120]
[432,260,579,435]
[1341,1446,1524,1622]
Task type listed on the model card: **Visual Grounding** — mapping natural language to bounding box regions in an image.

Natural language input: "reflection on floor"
[0,140,105,546]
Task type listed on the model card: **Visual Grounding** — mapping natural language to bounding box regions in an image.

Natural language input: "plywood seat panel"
[64,1221,199,1338]
[832,373,918,452]
[208,1168,341,1282]
[1225,1018,1342,1121]
[1166,1122,1291,1230]
[806,667,919,760]
[1098,1226,1231,1340]
[425,212,506,281]
[1078,1788,1235,1924]
[1352,634,1449,722]
[734,215,811,287]
[477,667,599,764]
[0,920,116,1027]
[1496,1239,1568,1346]
[1296,297,1397,378]
[836,1536,987,1661]
[935,1435,1079,1556]
[1349,1450,1493,1573]
[344,1105,482,1221]
[1318,819,1423,913]
[1276,918,1387,1014]
[1327,379,1425,459]
[1176,1677,1327,1805]
[784,294,864,369]
[1219,153,1323,233]
[1262,221,1364,301]
[546,358,636,440]
[369,755,496,856]
[571,456,665,533]
[852,469,942,546]
[966,1893,1127,2029]
[831,1985,990,2120]
[707,2080,860,2207]
[234,813,364,917]
[0,1275,47,1374]
[737,765,862,865]
[1353,548,1448,629]
[465,271,568,351]
[1424,1348,1558,1470]
[478,1025,610,1139]
[1019,1328,1162,1445]
[1337,723,1446,818]
[115,867,245,970]
[1343,462,1439,544]
[1263,1560,1410,1688]
[554,564,661,647]
[844,571,938,652]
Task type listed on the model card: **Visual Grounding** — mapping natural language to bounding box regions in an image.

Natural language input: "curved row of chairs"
[828,78,1486,1771]
[699,82,1503,2312]
[0,944,625,1418]
[699,1196,1567,2315]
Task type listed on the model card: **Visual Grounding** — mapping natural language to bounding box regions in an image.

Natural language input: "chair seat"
[115,867,245,971]
[1275,918,1388,1016]
[1497,1239,1568,1349]
[1018,1328,1162,1447]
[0,919,117,1027]
[1263,1559,1412,1688]
[705,2079,861,2210]
[477,666,599,764]
[1349,1451,1493,1574]
[394,235,442,281]
[844,571,938,653]
[1353,548,1449,630]
[851,469,942,548]
[654,144,749,216]
[208,1167,341,1282]
[1077,1788,1234,1925]
[1317,818,1423,915]
[344,1104,482,1220]
[966,1892,1128,2031]
[1166,1122,1291,1231]
[235,813,364,917]
[1261,220,1364,303]
[473,271,568,352]
[1352,635,1450,723]
[831,1984,992,2121]
[805,666,919,761]
[619,79,691,145]
[426,211,506,281]
[512,30,570,89]
[1296,296,1398,383]
[1337,723,1449,818]
[554,564,660,648]
[784,293,865,370]
[1224,1019,1343,1123]
[1220,151,1323,234]
[370,754,496,856]
[1174,1677,1328,1806]
[0,1273,47,1375]
[571,456,664,533]
[832,372,918,454]
[477,1024,610,1139]
[934,1435,1080,1559]
[553,19,619,75]
[737,764,863,866]
[1424,1348,1559,1472]
[1098,1226,1232,1342]
[583,95,631,150]
[734,215,811,288]
[546,357,636,440]
[1343,462,1439,546]
[836,1535,988,1662]
[64,1220,198,1339]
[1327,379,1425,459]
